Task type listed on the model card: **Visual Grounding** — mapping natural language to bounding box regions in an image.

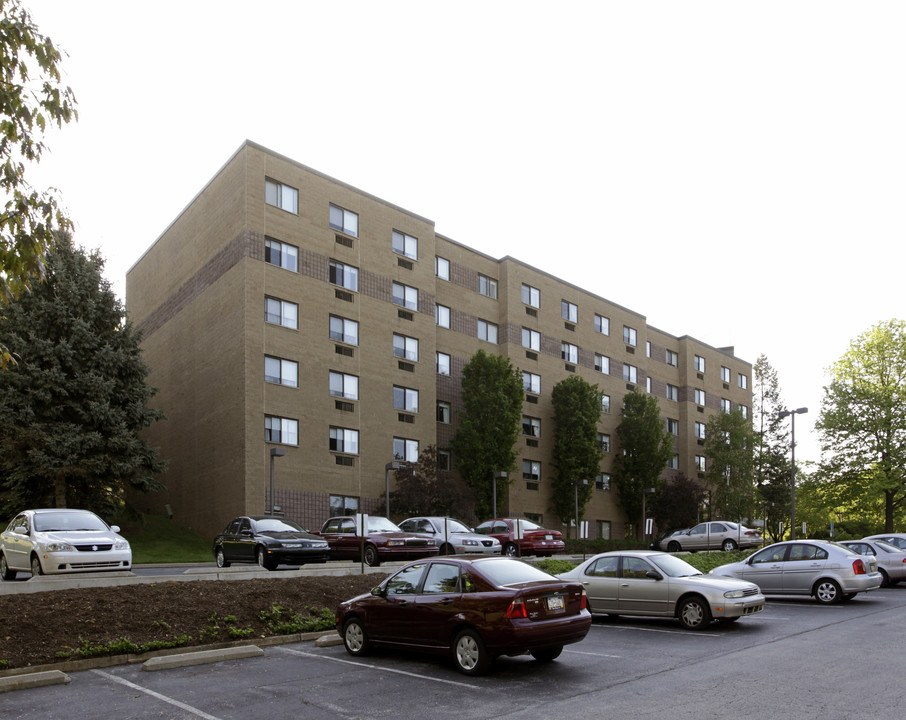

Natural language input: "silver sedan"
[398,516,501,555]
[557,550,764,630]
[839,539,906,587]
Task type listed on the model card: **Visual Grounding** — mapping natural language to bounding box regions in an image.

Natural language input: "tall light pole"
[268,447,285,514]
[384,461,402,519]
[778,407,808,539]
[641,487,655,541]
[493,471,508,517]
[574,479,588,540]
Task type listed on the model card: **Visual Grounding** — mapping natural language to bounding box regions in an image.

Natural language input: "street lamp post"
[778,407,808,540]
[493,471,508,517]
[641,487,656,541]
[268,447,285,515]
[384,461,402,519]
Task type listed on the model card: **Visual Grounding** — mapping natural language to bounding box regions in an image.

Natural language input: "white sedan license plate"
[546,595,565,611]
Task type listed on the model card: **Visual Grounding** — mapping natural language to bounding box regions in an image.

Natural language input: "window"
[478,319,498,343]
[393,437,419,462]
[265,178,298,213]
[561,342,578,363]
[721,366,731,383]
[646,341,651,358]
[392,282,418,311]
[695,455,706,472]
[561,300,577,323]
[478,274,498,299]
[720,398,731,413]
[329,204,358,236]
[265,356,298,387]
[523,415,541,437]
[646,377,652,393]
[392,230,417,260]
[329,260,358,292]
[329,371,359,400]
[393,386,419,413]
[740,405,749,419]
[437,401,451,424]
[694,389,706,406]
[595,354,610,374]
[521,283,540,308]
[623,326,637,346]
[436,352,451,376]
[595,314,610,335]
[738,373,748,389]
[666,350,678,367]
[623,363,637,383]
[668,454,679,469]
[695,421,706,439]
[393,333,418,362]
[329,315,359,345]
[596,520,612,539]
[522,460,541,481]
[265,238,298,272]
[436,304,450,328]
[666,384,679,401]
[330,427,359,454]
[437,449,451,471]
[522,328,540,351]
[595,474,611,491]
[523,372,540,394]
[265,297,298,329]
[695,355,706,373]
[602,394,611,414]
[667,418,679,435]
[265,415,298,445]
[598,433,610,452]
[435,256,450,280]
[330,494,359,516]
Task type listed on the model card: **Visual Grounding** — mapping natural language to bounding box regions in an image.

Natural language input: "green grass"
[119,512,212,564]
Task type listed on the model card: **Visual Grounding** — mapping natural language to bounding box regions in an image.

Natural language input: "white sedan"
[0,508,132,579]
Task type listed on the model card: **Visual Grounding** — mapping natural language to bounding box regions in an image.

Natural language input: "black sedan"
[213,516,330,570]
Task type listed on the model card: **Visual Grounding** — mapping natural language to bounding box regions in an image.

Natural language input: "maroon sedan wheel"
[453,629,491,676]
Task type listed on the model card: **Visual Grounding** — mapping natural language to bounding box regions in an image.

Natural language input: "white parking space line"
[591,624,721,637]
[91,670,223,720]
[565,649,622,658]
[279,647,481,689]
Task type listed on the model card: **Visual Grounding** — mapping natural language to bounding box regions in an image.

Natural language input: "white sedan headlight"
[461,539,479,546]
[44,542,76,552]
[113,540,130,551]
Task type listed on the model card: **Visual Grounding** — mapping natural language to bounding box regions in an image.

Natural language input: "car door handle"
[397,600,410,607]
[440,598,454,605]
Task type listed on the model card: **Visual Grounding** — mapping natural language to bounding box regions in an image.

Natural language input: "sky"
[25,0,906,464]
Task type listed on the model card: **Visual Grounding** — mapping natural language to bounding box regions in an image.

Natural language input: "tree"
[388,444,476,522]
[650,474,704,533]
[612,390,674,539]
[451,350,523,518]
[816,319,906,531]
[703,409,755,522]
[550,375,604,535]
[752,354,792,541]
[0,0,78,367]
[0,235,165,514]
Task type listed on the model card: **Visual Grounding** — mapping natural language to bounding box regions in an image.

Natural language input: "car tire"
[440,543,455,556]
[453,628,491,676]
[879,569,890,588]
[256,546,277,571]
[677,596,712,630]
[721,539,738,552]
[503,543,519,558]
[30,554,44,576]
[0,553,16,581]
[364,544,380,567]
[342,617,370,657]
[842,593,857,602]
[667,541,681,553]
[814,578,843,604]
[215,547,230,568]
[530,645,563,662]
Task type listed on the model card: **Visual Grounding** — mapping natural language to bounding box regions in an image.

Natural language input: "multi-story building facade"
[126,141,753,539]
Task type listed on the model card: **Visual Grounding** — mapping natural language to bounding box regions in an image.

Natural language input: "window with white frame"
[478,274,498,299]
[623,325,637,346]
[521,283,540,308]
[646,377,652,393]
[738,373,748,389]
[695,421,706,439]
[437,401,451,424]
[265,415,298,445]
[596,474,611,491]
[740,405,748,419]
[668,454,679,469]
[667,418,679,435]
[392,282,418,311]
[330,427,359,454]
[435,256,450,280]
[436,352,451,376]
[265,356,298,387]
[602,394,611,414]
[478,319,498,343]
[595,353,610,374]
[393,333,418,362]
[329,315,358,345]
[329,204,358,236]
[666,349,678,367]
[522,460,541,481]
[265,178,298,213]
[329,259,358,292]
[667,384,679,401]
[595,314,610,335]
[598,433,610,452]
[561,300,577,323]
[597,520,612,538]
[265,296,298,329]
[695,355,706,373]
[721,397,731,413]
[623,364,638,383]
[329,371,359,400]
[523,415,541,437]
[392,230,417,260]
[437,449,451,471]
[695,455,706,472]
[436,304,450,328]
[393,437,419,462]
[393,385,419,413]
[561,342,578,363]
[522,328,540,351]
[523,372,540,394]
[721,366,730,383]
[694,389,706,406]
[265,238,298,272]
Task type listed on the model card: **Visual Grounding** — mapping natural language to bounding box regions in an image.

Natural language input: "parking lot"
[4,583,905,719]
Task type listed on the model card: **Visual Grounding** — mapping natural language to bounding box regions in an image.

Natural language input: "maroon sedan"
[317,515,438,566]
[336,556,591,675]
[474,518,565,557]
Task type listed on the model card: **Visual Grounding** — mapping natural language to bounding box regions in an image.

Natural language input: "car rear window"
[474,558,556,586]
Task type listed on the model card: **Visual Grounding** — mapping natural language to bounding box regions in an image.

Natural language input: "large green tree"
[0,235,165,514]
[650,473,703,533]
[703,408,755,522]
[752,354,792,541]
[0,0,78,367]
[612,390,674,539]
[450,350,523,518]
[816,319,906,531]
[388,444,476,522]
[550,375,604,534]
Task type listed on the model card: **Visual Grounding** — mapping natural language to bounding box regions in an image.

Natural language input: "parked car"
[864,533,906,551]
[212,516,330,570]
[473,518,565,557]
[0,508,131,579]
[710,539,882,604]
[398,516,501,555]
[839,539,906,587]
[557,550,764,630]
[336,555,591,675]
[317,515,438,566]
[650,529,689,551]
[665,521,762,552]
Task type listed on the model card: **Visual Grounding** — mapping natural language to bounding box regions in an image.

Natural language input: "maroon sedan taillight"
[852,559,866,575]
[580,589,587,610]
[505,598,528,619]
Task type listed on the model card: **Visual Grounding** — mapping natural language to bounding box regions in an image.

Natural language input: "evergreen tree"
[752,354,791,541]
[0,235,165,514]
[703,408,755,522]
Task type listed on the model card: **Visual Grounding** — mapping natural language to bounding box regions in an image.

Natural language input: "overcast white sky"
[27,1,906,463]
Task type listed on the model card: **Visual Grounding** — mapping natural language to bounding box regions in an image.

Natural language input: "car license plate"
[546,595,565,611]
[544,534,552,540]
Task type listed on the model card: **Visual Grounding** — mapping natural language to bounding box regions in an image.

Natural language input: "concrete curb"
[0,670,70,694]
[142,644,263,671]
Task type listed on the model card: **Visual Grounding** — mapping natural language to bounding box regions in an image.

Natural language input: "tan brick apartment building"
[126,141,753,540]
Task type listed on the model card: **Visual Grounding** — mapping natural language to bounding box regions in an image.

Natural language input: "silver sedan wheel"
[815,579,842,604]
[678,596,712,630]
